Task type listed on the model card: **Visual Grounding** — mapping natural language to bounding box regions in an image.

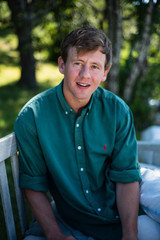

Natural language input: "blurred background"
[0,1,160,238]
[0,0,160,138]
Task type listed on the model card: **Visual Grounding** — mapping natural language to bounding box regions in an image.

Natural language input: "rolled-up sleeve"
[109,107,142,183]
[14,108,48,192]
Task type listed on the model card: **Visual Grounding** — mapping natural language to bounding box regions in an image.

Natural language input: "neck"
[71,102,88,115]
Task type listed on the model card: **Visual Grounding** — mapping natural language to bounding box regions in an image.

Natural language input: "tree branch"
[123,0,154,103]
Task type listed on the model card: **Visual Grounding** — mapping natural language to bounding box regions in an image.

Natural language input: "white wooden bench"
[0,133,160,239]
[0,132,28,240]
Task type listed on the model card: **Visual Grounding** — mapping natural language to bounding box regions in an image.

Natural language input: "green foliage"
[0,0,159,133]
[32,0,104,62]
[130,91,154,134]
[0,1,12,28]
[129,60,160,133]
[146,64,160,100]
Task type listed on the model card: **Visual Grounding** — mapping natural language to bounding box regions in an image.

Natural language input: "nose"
[79,65,91,78]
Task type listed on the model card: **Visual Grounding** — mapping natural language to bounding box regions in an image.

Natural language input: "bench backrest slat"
[0,160,17,240]
[11,153,28,234]
[0,133,28,240]
[0,133,17,162]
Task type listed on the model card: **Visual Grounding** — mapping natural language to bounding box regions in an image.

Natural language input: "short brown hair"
[61,26,112,69]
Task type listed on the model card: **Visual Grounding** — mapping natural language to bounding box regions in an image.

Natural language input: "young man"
[15,26,148,240]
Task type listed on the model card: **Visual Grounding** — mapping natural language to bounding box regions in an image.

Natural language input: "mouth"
[77,82,90,87]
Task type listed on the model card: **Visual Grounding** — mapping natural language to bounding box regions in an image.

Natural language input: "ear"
[58,56,65,74]
[102,67,110,82]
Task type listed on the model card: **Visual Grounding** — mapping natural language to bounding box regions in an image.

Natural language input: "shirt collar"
[57,80,94,115]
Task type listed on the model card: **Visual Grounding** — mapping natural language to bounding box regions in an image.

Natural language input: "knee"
[138,215,160,240]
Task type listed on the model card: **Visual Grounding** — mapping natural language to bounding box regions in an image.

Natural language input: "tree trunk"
[18,20,36,88]
[6,0,37,88]
[104,0,122,94]
[123,0,154,103]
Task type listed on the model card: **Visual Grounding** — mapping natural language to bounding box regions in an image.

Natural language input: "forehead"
[67,47,106,64]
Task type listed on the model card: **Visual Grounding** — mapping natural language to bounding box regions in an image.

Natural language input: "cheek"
[70,69,80,79]
[93,73,105,84]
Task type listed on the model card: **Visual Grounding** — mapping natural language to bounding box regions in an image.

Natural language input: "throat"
[69,100,89,115]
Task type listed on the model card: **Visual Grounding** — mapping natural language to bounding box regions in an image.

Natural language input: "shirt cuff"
[109,169,142,183]
[20,173,48,192]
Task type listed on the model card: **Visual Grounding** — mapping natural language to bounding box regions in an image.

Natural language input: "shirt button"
[65,111,68,115]
[86,190,89,194]
[78,146,82,150]
[80,168,84,171]
[76,123,79,127]
[97,208,101,212]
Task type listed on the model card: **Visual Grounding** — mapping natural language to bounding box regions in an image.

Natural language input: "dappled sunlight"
[0,62,62,88]
[36,62,62,87]
[0,119,6,128]
[0,65,20,86]
[0,33,19,67]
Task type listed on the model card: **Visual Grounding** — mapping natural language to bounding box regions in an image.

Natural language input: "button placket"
[74,114,105,216]
[75,116,91,201]
[75,112,104,215]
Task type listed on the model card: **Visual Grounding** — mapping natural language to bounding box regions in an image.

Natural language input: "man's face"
[58,47,110,112]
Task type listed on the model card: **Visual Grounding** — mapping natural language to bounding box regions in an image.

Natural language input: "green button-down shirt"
[14,81,142,240]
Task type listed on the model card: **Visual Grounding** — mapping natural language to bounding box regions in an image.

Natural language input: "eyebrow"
[73,58,103,67]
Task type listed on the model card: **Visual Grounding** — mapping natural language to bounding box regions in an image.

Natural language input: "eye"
[74,62,81,66]
[92,65,100,70]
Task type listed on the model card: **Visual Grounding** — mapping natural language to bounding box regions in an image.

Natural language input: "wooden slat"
[0,132,28,239]
[11,154,28,234]
[0,161,17,240]
[0,133,17,162]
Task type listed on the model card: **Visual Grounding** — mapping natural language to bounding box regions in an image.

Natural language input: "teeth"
[78,83,89,86]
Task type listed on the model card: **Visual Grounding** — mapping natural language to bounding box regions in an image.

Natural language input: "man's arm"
[24,189,75,240]
[116,182,139,240]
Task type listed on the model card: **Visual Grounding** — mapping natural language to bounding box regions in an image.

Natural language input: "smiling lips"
[77,82,90,88]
